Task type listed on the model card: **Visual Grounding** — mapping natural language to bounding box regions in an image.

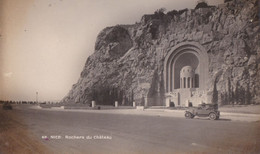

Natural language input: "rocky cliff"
[62,0,260,106]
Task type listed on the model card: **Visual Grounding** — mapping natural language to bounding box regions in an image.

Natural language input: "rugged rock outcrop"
[62,0,260,106]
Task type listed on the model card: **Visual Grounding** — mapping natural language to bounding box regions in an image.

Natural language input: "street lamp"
[36,92,38,104]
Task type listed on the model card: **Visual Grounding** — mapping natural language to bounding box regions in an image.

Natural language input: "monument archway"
[174,52,199,89]
[164,42,209,106]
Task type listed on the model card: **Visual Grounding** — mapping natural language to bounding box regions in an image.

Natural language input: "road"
[1,105,260,154]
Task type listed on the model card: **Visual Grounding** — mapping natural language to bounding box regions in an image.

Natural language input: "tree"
[195,0,210,9]
[224,0,233,3]
[234,82,247,105]
[131,89,134,102]
[245,82,251,104]
[160,72,165,105]
[234,82,239,104]
[212,79,218,104]
[154,8,166,15]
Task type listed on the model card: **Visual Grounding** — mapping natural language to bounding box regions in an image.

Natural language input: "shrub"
[195,1,211,9]
[224,0,232,3]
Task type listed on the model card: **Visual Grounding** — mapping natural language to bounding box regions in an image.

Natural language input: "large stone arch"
[164,42,209,93]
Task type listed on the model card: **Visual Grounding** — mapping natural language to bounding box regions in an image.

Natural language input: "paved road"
[5,105,260,153]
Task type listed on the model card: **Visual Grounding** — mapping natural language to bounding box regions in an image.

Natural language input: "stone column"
[186,78,188,88]
[186,77,188,88]
[188,77,190,88]
[165,97,170,107]
[115,101,118,107]
[144,97,148,107]
[182,77,184,88]
[91,101,95,108]
[192,77,195,88]
[190,77,192,88]
[185,100,189,107]
[184,77,186,88]
[183,78,184,88]
[180,78,182,88]
[133,101,136,107]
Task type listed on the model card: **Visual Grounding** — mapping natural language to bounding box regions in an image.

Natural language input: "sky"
[0,0,223,102]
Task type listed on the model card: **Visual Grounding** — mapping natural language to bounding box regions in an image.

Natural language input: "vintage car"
[2,102,13,110]
[185,103,220,120]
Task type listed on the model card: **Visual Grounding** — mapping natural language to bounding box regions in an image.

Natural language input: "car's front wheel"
[185,112,193,119]
[209,113,217,120]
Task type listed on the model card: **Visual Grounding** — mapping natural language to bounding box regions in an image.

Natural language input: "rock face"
[62,0,260,106]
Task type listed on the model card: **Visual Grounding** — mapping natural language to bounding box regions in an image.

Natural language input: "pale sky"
[0,0,223,102]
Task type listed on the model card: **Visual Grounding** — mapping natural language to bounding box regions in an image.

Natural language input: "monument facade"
[164,42,209,106]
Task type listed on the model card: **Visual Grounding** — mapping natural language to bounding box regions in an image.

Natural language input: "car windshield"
[198,104,218,110]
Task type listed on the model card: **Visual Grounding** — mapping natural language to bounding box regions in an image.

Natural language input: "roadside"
[218,104,260,114]
[37,103,260,113]
[142,108,260,122]
[27,104,260,122]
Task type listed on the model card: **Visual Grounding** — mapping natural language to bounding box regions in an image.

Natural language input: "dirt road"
[0,107,50,154]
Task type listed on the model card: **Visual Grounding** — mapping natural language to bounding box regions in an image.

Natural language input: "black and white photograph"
[0,0,260,153]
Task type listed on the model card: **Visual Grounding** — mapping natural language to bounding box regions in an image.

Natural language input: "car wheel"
[209,113,217,120]
[185,112,192,119]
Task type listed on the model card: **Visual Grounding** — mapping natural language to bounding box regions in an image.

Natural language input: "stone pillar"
[184,77,188,88]
[185,100,190,107]
[184,78,185,88]
[186,77,188,88]
[181,78,183,88]
[190,77,192,88]
[182,78,184,88]
[133,101,136,107]
[144,97,148,107]
[91,101,95,108]
[165,98,170,107]
[115,101,118,107]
